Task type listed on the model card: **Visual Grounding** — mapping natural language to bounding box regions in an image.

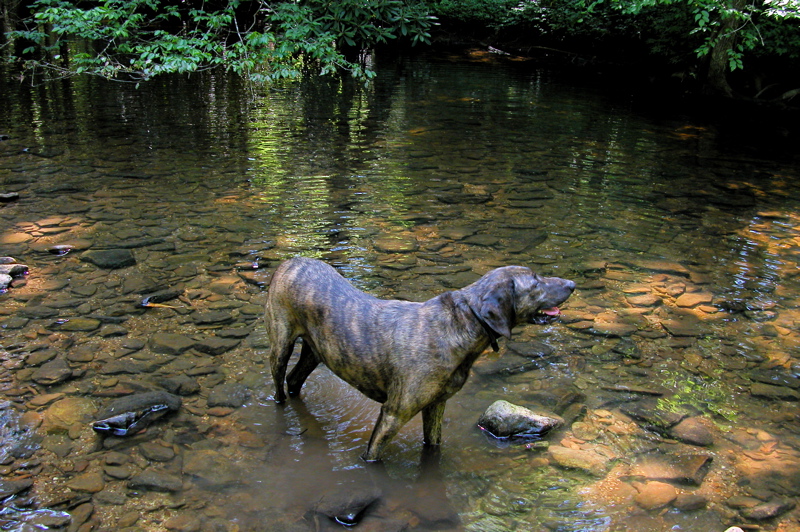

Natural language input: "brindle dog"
[266,256,575,462]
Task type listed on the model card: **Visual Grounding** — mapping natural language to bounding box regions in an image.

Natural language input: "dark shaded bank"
[422,8,800,121]
[378,42,800,157]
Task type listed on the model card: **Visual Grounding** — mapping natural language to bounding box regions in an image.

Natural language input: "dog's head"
[469,266,575,339]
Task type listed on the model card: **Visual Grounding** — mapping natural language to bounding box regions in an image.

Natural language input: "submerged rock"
[92,391,181,437]
[548,445,610,477]
[316,486,382,526]
[80,249,136,269]
[478,400,563,439]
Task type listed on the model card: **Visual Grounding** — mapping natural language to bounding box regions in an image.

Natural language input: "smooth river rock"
[477,400,563,439]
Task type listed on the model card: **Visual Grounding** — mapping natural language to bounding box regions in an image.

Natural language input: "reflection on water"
[1,53,800,531]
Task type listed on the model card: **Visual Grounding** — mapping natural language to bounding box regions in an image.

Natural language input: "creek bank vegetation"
[1,0,799,101]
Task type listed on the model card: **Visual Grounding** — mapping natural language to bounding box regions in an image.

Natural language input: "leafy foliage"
[5,0,437,82]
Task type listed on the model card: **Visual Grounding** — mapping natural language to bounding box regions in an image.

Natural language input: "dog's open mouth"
[532,307,561,325]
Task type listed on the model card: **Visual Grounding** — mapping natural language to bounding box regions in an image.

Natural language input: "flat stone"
[54,318,101,332]
[81,249,136,269]
[149,333,195,355]
[183,449,242,489]
[740,499,796,520]
[626,294,662,307]
[589,322,638,337]
[191,310,233,325]
[634,481,677,510]
[674,493,707,511]
[139,442,176,462]
[128,470,183,492]
[750,382,800,401]
[164,514,202,532]
[193,336,240,356]
[19,305,59,318]
[66,472,105,493]
[373,234,419,253]
[0,479,34,499]
[207,382,250,409]
[633,453,712,486]
[661,318,706,337]
[31,358,73,385]
[675,292,713,308]
[668,417,715,446]
[44,397,97,432]
[548,446,609,477]
[628,260,690,277]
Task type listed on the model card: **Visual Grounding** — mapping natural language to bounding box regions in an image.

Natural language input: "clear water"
[1,52,799,531]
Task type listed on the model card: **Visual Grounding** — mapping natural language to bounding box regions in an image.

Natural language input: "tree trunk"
[704,0,746,97]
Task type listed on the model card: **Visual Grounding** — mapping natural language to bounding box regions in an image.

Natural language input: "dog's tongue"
[541,307,561,316]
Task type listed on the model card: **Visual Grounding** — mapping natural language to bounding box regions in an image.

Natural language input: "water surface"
[1,52,800,531]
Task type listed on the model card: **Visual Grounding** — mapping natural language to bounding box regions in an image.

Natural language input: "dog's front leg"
[422,401,446,447]
[362,406,410,462]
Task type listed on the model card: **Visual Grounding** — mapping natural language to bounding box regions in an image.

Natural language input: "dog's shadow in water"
[272,395,462,530]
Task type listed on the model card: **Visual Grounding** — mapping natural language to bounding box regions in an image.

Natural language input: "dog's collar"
[468,305,499,352]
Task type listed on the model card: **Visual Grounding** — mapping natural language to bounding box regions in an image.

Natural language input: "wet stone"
[103,464,132,479]
[633,481,677,510]
[661,318,706,337]
[43,396,96,432]
[128,470,183,492]
[53,317,101,332]
[164,514,202,532]
[66,472,105,493]
[589,322,638,337]
[207,382,250,409]
[750,382,800,401]
[31,358,73,386]
[150,333,195,355]
[675,292,714,308]
[316,486,383,527]
[740,499,796,520]
[626,294,662,307]
[139,441,176,462]
[548,446,609,477]
[159,375,200,396]
[19,305,59,319]
[478,400,563,439]
[183,449,242,489]
[0,478,34,499]
[673,493,707,511]
[80,249,136,269]
[633,453,712,486]
[373,234,419,253]
[191,310,233,325]
[749,369,800,389]
[193,336,240,356]
[668,417,715,446]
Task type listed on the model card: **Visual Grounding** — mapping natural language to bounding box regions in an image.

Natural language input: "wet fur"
[266,256,575,461]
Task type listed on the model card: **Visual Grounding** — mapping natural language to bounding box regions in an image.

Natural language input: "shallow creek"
[1,52,800,531]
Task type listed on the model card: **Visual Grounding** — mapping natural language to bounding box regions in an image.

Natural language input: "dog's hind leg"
[422,401,446,447]
[286,340,318,397]
[268,319,296,403]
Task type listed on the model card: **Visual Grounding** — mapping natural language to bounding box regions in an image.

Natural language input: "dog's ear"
[477,278,516,339]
